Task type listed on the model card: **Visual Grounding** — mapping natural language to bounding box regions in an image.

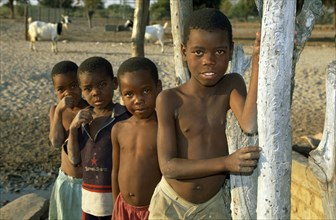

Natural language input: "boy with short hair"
[48,60,88,220]
[66,56,131,219]
[111,57,162,220]
[149,8,261,219]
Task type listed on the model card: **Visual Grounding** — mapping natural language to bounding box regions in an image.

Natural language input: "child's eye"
[143,88,150,94]
[216,50,225,55]
[124,92,133,98]
[57,88,65,93]
[98,82,106,88]
[194,50,204,56]
[83,87,91,92]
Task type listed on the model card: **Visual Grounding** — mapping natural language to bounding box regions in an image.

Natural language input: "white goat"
[28,15,70,54]
[124,19,169,53]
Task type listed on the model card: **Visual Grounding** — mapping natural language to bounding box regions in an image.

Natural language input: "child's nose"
[203,53,216,65]
[92,87,101,96]
[134,95,144,104]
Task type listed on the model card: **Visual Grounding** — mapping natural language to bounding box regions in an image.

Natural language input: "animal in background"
[28,15,71,54]
[124,19,169,53]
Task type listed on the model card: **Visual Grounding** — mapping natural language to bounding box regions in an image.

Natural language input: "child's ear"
[181,44,187,61]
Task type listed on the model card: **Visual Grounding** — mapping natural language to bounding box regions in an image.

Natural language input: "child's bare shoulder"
[219,73,246,89]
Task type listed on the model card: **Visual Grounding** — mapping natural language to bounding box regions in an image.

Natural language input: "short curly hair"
[51,60,78,79]
[78,56,114,79]
[183,8,233,45]
[117,57,159,84]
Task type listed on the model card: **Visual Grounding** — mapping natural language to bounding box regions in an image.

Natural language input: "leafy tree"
[193,0,222,9]
[107,4,134,19]
[1,0,29,18]
[75,0,104,28]
[228,0,258,21]
[38,0,74,8]
[150,0,169,20]
[149,0,222,20]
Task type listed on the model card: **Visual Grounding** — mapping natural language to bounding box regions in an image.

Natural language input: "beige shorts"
[148,177,231,220]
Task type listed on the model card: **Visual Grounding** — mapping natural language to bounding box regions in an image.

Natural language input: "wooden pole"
[309,61,336,220]
[24,5,29,41]
[169,0,192,85]
[131,0,149,57]
[227,45,258,220]
[257,1,296,219]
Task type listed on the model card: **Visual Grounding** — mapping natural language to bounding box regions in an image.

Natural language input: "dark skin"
[49,72,88,178]
[112,70,162,208]
[67,70,118,165]
[157,29,261,203]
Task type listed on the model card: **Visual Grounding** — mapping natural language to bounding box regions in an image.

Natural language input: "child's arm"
[49,105,65,148]
[67,108,92,165]
[230,32,260,134]
[156,90,261,179]
[49,96,77,147]
[111,125,120,202]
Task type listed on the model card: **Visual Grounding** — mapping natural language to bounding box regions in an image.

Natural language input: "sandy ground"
[0,18,335,207]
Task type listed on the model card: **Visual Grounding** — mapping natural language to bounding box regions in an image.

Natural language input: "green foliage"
[38,0,74,8]
[220,0,233,14]
[150,0,170,20]
[0,6,11,18]
[227,0,258,21]
[193,0,222,9]
[83,0,104,10]
[107,4,134,19]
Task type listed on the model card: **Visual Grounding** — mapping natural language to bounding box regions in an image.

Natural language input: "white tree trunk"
[131,0,149,57]
[169,0,192,85]
[308,61,336,220]
[255,0,323,103]
[257,1,296,219]
[227,45,258,220]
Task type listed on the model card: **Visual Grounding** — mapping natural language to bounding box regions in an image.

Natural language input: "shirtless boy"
[66,56,131,219]
[48,60,88,220]
[112,57,162,220]
[149,8,261,219]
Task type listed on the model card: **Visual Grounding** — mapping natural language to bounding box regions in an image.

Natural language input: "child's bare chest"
[120,123,157,155]
[177,96,229,136]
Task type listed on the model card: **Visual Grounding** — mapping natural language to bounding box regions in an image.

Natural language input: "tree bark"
[131,0,149,57]
[227,44,258,220]
[255,0,323,104]
[9,0,15,19]
[257,1,296,219]
[169,0,192,85]
[87,10,94,29]
[308,61,336,220]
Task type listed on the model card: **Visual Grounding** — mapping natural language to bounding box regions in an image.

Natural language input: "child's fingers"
[241,159,258,167]
[239,166,256,173]
[241,146,261,153]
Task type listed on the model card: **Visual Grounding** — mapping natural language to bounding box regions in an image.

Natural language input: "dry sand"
[0,18,334,206]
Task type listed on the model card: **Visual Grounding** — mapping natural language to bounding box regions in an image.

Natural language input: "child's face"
[79,70,117,109]
[119,70,161,119]
[53,72,81,104]
[182,29,233,87]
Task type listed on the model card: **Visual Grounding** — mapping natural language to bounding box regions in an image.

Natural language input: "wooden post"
[308,61,336,220]
[257,1,296,219]
[169,0,192,85]
[227,45,258,220]
[24,5,29,41]
[131,0,149,57]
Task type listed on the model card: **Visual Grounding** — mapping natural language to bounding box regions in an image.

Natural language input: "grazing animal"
[28,15,71,53]
[124,19,169,53]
